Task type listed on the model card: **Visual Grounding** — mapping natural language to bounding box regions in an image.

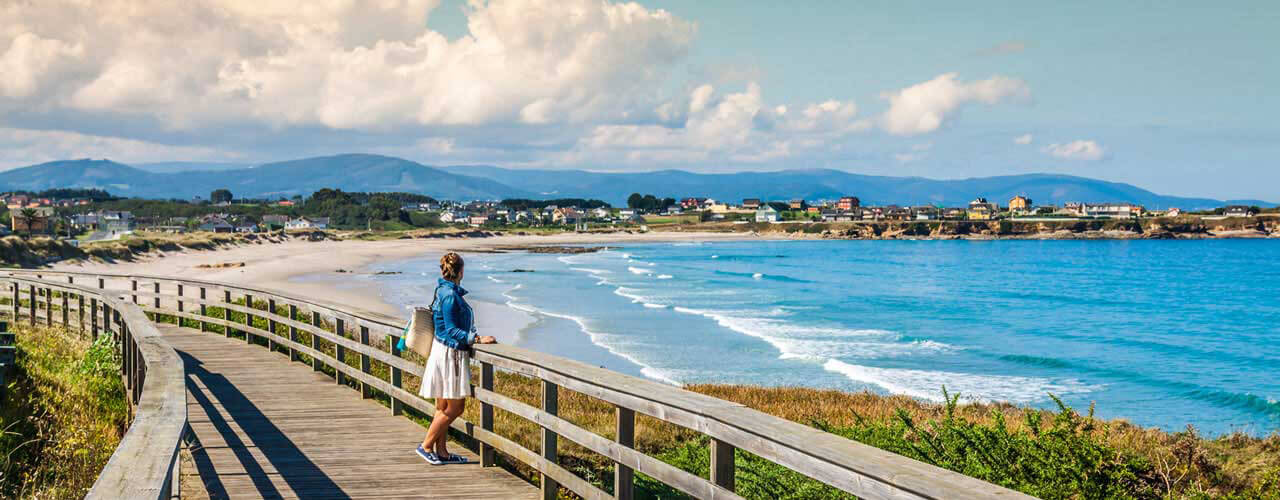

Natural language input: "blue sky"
[1,0,1276,200]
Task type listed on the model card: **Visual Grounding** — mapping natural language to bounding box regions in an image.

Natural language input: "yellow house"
[1008,195,1032,213]
[966,197,998,220]
[966,206,995,220]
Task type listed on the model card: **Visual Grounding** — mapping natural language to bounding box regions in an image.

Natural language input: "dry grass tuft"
[0,324,127,499]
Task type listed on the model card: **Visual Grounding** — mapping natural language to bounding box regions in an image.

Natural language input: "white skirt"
[419,338,471,400]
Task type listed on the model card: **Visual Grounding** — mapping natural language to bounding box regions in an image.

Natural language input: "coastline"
[49,231,763,335]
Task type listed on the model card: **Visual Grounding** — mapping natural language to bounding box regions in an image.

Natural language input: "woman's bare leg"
[434,399,466,457]
[421,398,452,451]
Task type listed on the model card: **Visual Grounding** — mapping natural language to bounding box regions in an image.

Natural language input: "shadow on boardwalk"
[183,351,348,499]
[164,326,537,499]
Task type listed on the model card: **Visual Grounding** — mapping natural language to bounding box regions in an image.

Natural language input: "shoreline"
[49,230,763,323]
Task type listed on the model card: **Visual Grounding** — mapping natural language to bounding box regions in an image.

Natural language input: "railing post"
[27,285,35,326]
[45,286,53,326]
[267,298,279,353]
[123,323,133,393]
[168,444,181,500]
[10,282,17,321]
[223,290,233,338]
[0,320,12,389]
[480,361,495,467]
[67,275,74,284]
[98,277,104,290]
[288,304,299,362]
[711,438,737,492]
[153,282,160,311]
[311,311,323,372]
[244,293,255,345]
[176,283,184,317]
[90,297,99,339]
[542,381,560,500]
[199,287,207,332]
[359,326,372,398]
[389,331,403,416]
[334,318,346,385]
[77,295,85,336]
[131,279,138,304]
[61,291,69,327]
[615,406,635,500]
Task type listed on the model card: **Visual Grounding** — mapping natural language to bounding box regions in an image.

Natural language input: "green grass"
[0,324,127,499]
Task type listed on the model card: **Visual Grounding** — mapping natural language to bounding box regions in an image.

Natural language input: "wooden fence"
[4,274,187,500]
[5,270,1034,500]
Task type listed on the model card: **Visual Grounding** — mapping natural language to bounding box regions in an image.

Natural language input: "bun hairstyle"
[440,252,465,282]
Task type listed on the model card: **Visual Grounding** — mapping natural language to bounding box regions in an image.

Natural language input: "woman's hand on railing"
[476,335,497,345]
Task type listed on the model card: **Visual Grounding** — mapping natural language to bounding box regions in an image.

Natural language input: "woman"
[416,253,496,465]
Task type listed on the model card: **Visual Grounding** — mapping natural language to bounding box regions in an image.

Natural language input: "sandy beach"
[50,231,758,344]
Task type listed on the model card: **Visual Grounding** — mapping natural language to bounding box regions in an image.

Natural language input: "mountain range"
[0,154,1270,209]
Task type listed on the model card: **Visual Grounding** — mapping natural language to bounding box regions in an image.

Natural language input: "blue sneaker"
[415,445,443,465]
[441,453,469,465]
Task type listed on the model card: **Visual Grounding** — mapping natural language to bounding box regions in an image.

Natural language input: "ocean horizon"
[359,239,1280,436]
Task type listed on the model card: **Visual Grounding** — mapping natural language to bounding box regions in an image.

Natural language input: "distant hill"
[444,165,1273,209]
[0,159,167,195]
[135,161,254,173]
[0,154,531,201]
[0,154,1269,209]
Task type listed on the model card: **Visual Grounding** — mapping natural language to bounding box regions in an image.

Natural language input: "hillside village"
[1,186,1271,242]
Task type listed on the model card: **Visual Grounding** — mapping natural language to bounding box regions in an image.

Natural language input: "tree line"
[626,193,676,212]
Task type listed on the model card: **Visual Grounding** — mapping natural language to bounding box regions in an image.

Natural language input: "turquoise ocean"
[362,240,1280,435]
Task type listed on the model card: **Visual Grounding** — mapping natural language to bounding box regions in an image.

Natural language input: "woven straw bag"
[402,287,438,358]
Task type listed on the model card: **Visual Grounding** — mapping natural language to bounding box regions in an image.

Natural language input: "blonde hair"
[440,252,465,282]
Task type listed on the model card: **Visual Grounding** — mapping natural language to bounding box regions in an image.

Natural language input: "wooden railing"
[7,270,1034,500]
[4,274,186,500]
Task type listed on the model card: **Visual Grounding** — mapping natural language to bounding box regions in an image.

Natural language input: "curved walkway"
[164,325,536,500]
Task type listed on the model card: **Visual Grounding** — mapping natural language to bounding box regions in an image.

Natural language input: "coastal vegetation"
[461,377,1280,500]
[0,325,127,498]
[0,231,307,267]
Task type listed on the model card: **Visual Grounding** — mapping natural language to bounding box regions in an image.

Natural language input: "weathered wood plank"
[164,326,538,500]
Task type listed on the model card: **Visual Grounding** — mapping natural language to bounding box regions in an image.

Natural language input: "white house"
[438,211,465,223]
[755,205,779,223]
[1083,203,1143,219]
[285,217,329,230]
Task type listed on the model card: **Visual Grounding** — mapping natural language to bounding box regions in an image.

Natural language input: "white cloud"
[1014,134,1033,145]
[0,128,238,169]
[1042,140,1104,161]
[0,1,1036,170]
[879,73,1030,136]
[0,32,85,98]
[569,83,865,165]
[1,0,695,129]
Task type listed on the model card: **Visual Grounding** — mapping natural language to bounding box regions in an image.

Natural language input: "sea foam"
[822,359,1099,404]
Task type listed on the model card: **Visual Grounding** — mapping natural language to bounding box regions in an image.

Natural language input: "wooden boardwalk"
[162,325,538,500]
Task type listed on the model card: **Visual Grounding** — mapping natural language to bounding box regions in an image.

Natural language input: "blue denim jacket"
[432,278,476,349]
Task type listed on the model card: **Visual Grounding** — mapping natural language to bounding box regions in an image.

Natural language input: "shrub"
[0,326,127,498]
